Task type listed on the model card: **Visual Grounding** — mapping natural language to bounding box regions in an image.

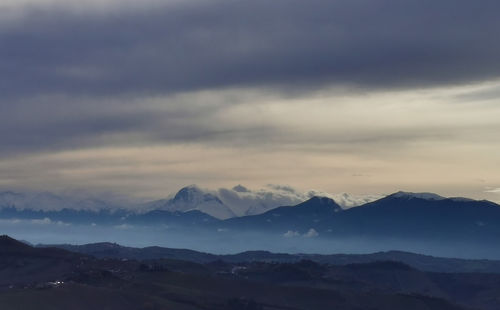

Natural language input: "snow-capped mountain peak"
[164,186,235,220]
[172,185,224,205]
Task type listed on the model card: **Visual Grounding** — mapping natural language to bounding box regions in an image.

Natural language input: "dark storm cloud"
[1,0,500,155]
[1,0,500,99]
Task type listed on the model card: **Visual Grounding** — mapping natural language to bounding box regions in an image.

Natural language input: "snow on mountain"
[143,184,308,219]
[0,185,384,219]
[217,185,307,216]
[159,184,383,218]
[307,191,384,209]
[216,184,346,216]
[162,185,236,220]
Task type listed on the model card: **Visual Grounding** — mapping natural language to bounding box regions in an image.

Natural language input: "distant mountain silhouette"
[222,196,342,231]
[216,192,500,244]
[43,239,500,274]
[331,191,500,241]
[2,190,500,257]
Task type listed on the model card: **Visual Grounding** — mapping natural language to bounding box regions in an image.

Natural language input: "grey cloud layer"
[1,0,500,158]
[0,92,282,155]
[0,91,464,156]
[1,0,500,99]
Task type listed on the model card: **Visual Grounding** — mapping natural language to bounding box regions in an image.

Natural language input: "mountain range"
[2,187,500,258]
[0,184,381,219]
[220,191,500,237]
[41,241,500,274]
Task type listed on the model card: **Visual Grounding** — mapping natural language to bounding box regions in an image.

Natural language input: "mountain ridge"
[37,239,500,274]
[0,185,384,219]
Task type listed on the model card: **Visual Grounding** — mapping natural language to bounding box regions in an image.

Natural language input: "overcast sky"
[1,0,500,202]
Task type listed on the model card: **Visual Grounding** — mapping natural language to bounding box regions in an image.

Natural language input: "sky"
[1,0,500,202]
